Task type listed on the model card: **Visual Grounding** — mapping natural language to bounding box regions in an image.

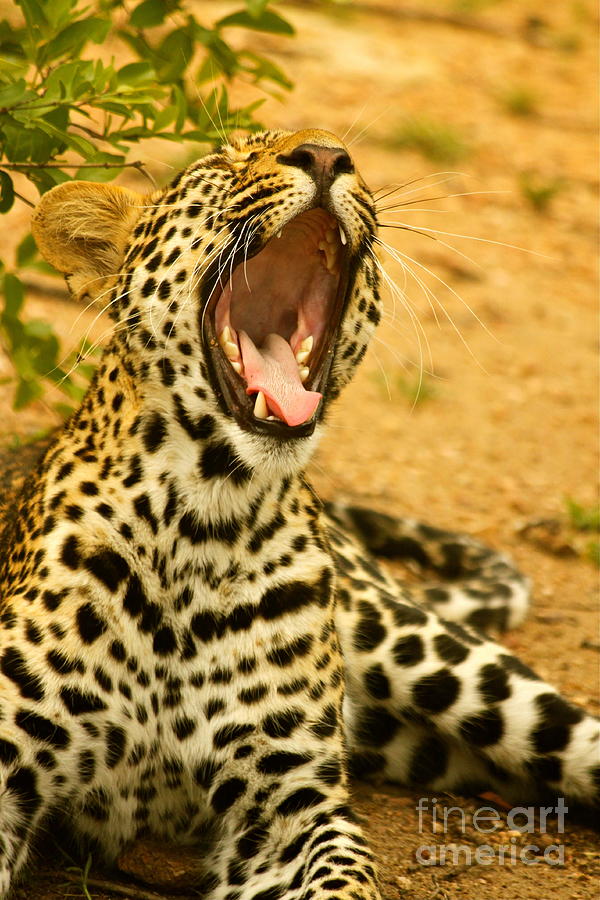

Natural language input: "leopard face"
[33,128,382,476]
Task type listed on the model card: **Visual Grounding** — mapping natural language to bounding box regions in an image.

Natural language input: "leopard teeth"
[224,341,240,361]
[218,327,242,371]
[253,391,268,419]
[296,336,313,366]
[299,366,310,383]
[318,241,338,275]
[339,225,347,246]
[219,325,234,346]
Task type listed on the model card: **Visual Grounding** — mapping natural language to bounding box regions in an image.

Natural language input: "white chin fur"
[221,417,322,480]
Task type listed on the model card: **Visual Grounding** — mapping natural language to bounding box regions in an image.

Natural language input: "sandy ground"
[1,1,599,898]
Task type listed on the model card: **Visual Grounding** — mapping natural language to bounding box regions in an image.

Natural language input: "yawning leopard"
[0,128,597,898]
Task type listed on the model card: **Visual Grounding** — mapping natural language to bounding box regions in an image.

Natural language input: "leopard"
[0,127,597,899]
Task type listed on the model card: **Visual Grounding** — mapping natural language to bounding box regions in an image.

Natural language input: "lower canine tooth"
[224,340,239,360]
[253,391,268,419]
[339,225,347,246]
[299,367,310,383]
[296,349,311,364]
[231,361,243,375]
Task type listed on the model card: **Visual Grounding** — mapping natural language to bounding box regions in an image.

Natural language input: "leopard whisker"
[368,248,432,380]
[345,105,393,149]
[374,235,492,368]
[373,173,466,203]
[379,221,551,258]
[379,222,485,273]
[376,189,511,213]
[340,100,372,143]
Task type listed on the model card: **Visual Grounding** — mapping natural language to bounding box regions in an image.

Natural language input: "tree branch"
[13,191,35,208]
[1,161,146,171]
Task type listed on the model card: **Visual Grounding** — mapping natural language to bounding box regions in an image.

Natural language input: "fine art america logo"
[415,797,567,866]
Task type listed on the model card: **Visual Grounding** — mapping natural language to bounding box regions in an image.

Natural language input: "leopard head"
[32,129,382,473]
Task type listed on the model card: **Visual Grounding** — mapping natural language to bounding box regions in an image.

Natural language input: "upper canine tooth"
[339,225,347,246]
[253,391,268,419]
[276,229,282,239]
[300,336,314,353]
[296,349,311,364]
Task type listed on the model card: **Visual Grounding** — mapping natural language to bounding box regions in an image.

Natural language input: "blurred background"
[0,2,598,897]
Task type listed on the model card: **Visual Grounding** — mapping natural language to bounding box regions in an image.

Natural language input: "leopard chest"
[66,560,342,843]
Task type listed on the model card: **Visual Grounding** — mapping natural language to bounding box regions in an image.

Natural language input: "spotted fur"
[0,129,597,899]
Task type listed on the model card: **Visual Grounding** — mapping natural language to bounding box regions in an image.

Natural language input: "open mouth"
[202,207,351,439]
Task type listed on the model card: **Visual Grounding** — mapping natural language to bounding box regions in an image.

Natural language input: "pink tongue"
[238,331,322,427]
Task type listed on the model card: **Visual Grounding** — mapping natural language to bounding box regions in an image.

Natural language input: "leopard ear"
[31,181,144,303]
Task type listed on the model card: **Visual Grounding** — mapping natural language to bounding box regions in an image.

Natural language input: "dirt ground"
[1,1,599,898]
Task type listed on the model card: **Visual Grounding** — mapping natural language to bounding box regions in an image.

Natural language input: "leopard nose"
[278,142,354,190]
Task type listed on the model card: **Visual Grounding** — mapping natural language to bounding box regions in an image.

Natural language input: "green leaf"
[217,9,295,36]
[2,272,24,317]
[16,232,38,268]
[93,99,136,118]
[58,378,86,401]
[116,61,155,86]
[75,151,126,182]
[172,83,187,131]
[0,78,30,107]
[194,30,239,79]
[28,166,71,196]
[245,0,270,16]
[42,17,110,63]
[36,117,95,158]
[0,117,55,162]
[0,19,28,61]
[14,378,42,409]
[19,0,49,34]
[24,318,54,340]
[130,0,168,28]
[239,51,293,89]
[155,27,194,81]
[43,59,96,98]
[44,0,79,30]
[0,170,14,213]
[53,401,76,417]
[152,104,177,132]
